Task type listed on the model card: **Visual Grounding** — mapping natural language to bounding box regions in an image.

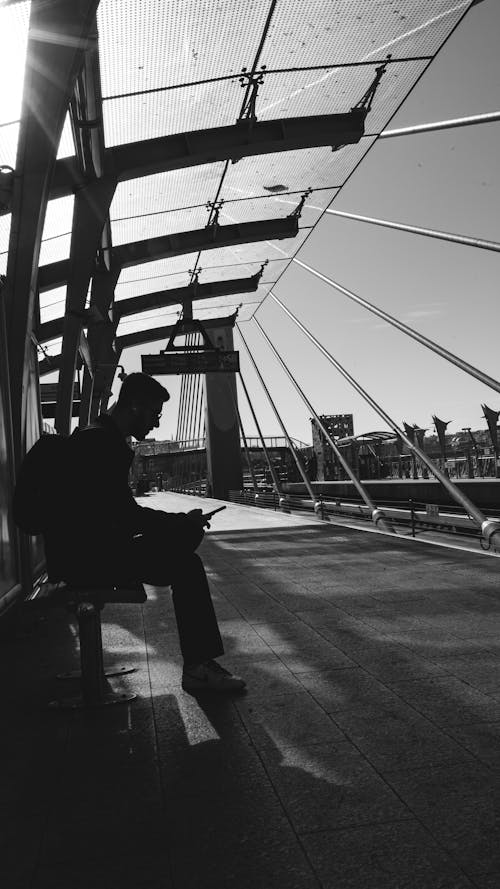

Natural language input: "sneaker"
[182,659,246,693]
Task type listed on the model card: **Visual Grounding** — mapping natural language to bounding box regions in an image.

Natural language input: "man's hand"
[187,508,210,528]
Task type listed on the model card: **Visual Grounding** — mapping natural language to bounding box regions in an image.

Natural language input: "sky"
[109,0,499,446]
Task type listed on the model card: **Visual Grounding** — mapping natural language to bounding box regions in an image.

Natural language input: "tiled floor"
[2,492,500,888]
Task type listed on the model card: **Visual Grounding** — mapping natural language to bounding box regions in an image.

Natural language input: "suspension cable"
[293,258,500,396]
[267,290,500,546]
[324,208,500,254]
[237,323,319,508]
[380,111,500,139]
[237,371,283,498]
[253,317,393,533]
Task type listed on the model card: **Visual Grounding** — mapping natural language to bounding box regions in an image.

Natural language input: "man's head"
[115,372,170,440]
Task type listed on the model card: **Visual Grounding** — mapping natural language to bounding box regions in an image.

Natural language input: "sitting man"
[50,372,245,694]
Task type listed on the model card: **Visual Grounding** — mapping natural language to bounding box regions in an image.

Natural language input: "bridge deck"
[2,493,500,888]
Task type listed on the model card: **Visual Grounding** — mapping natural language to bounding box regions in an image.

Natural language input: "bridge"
[0,2,499,888]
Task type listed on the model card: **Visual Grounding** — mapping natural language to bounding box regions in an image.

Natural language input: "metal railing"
[228,487,500,552]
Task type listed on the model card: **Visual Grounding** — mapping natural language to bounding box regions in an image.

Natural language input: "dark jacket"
[45,414,202,584]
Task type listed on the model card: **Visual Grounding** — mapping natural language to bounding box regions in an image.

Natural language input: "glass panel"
[98,0,270,95]
[0,121,20,168]
[58,112,75,159]
[256,59,429,134]
[38,196,74,266]
[261,0,472,68]
[42,336,63,357]
[222,139,376,199]
[39,234,71,266]
[0,213,10,275]
[111,162,226,222]
[39,287,67,324]
[0,1,30,125]
[103,79,241,146]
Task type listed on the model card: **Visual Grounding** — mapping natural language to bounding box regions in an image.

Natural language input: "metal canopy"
[1,1,476,383]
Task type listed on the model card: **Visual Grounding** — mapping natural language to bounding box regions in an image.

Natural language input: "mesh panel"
[103,79,241,147]
[261,0,472,68]
[218,194,326,229]
[192,228,310,271]
[114,271,192,302]
[256,59,429,133]
[222,139,376,199]
[111,204,209,247]
[111,163,226,221]
[98,0,271,96]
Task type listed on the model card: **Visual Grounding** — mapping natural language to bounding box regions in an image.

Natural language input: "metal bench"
[28,579,147,709]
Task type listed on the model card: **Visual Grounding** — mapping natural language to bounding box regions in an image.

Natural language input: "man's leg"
[132,535,245,692]
[169,553,224,665]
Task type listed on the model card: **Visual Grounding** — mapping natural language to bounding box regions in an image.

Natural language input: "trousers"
[131,533,224,665]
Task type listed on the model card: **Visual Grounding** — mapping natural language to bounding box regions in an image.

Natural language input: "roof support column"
[79,264,121,425]
[204,324,243,500]
[56,176,117,434]
[5,0,99,462]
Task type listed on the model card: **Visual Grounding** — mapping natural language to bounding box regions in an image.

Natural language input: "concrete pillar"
[204,324,243,500]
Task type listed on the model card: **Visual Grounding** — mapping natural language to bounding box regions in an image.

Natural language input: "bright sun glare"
[0,2,30,126]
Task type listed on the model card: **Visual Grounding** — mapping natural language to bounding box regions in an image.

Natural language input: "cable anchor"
[289,188,312,220]
[352,54,392,114]
[205,199,224,237]
[238,65,267,124]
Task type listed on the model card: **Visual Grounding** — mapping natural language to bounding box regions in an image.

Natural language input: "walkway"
[2,493,500,888]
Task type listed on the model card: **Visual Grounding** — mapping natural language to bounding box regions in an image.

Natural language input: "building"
[311,414,354,480]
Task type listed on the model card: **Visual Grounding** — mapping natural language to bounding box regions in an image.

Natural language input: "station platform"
[2,493,500,888]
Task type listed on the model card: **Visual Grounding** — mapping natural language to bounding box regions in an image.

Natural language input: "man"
[51,372,245,694]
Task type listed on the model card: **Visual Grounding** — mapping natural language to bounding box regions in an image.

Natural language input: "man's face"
[130,398,164,440]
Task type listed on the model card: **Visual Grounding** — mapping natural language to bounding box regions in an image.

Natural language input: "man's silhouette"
[47,373,245,693]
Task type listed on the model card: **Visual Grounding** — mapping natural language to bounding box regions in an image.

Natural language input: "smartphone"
[202,505,227,521]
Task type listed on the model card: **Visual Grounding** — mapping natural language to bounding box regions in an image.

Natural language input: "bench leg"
[50,602,136,709]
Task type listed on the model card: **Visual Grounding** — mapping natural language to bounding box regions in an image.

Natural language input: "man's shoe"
[182,660,246,693]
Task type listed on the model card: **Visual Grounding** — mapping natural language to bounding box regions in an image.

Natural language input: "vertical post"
[204,323,243,499]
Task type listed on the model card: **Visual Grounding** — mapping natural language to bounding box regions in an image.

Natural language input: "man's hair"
[117,372,170,407]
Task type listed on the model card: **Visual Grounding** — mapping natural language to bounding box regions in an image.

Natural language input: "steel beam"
[56,176,117,434]
[38,215,298,290]
[39,314,237,375]
[4,0,99,462]
[38,273,261,342]
[25,112,365,208]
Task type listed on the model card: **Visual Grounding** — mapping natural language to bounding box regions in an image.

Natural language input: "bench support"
[46,584,146,709]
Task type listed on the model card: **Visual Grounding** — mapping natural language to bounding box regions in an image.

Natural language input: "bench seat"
[28,578,147,709]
